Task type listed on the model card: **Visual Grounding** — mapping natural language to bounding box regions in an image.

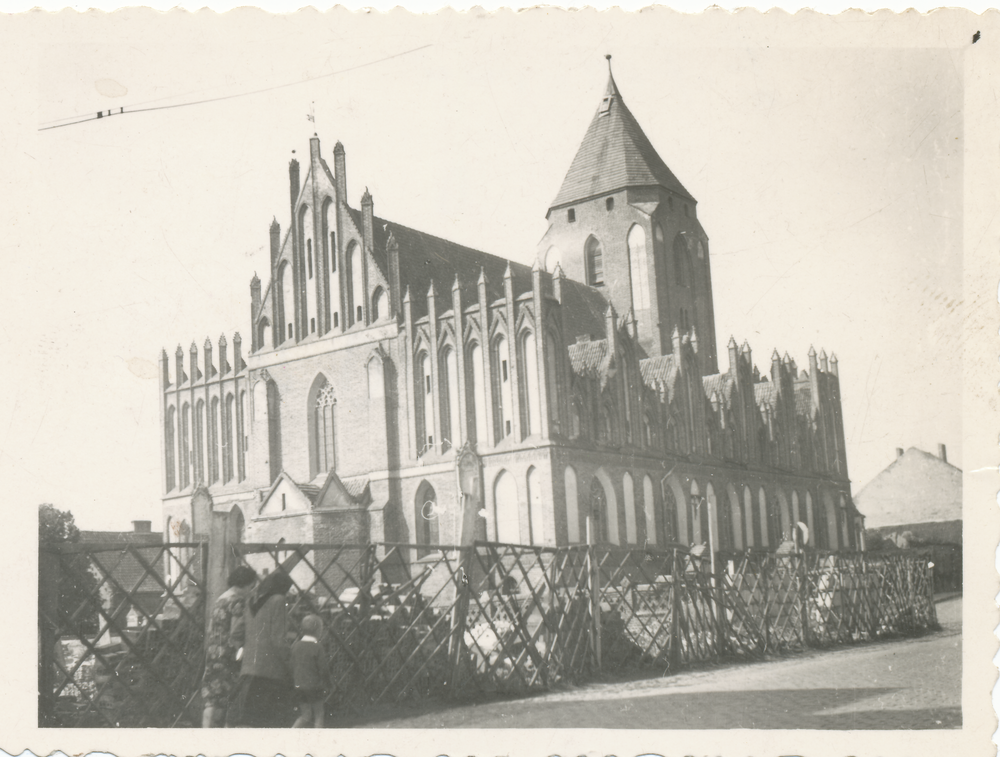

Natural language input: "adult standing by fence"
[228,570,295,727]
[202,565,258,727]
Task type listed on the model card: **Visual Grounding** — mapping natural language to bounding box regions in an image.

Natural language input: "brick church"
[159,65,864,559]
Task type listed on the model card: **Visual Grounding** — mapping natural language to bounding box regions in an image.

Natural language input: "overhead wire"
[38,43,432,132]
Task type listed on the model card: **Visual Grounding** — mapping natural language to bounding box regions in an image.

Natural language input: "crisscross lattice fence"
[38,541,206,727]
[39,539,937,726]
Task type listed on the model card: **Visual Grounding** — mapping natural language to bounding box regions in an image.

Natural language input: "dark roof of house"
[341,476,370,501]
[78,530,165,594]
[550,72,695,210]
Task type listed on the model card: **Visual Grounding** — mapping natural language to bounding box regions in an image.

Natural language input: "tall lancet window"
[315,381,336,474]
[521,331,541,437]
[440,346,460,450]
[467,342,487,445]
[280,262,294,341]
[348,241,364,326]
[494,335,513,440]
[585,236,604,286]
[627,225,649,310]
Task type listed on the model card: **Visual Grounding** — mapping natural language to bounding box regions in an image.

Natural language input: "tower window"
[281,493,286,511]
[606,197,614,211]
[567,209,576,223]
[334,312,339,328]
[357,305,363,322]
[287,323,293,339]
[310,317,316,333]
[585,236,604,286]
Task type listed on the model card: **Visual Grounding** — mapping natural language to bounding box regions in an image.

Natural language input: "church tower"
[538,58,719,374]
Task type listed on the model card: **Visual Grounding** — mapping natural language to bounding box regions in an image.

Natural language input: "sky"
[2,10,965,531]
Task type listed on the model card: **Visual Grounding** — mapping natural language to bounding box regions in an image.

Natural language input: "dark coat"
[240,594,292,682]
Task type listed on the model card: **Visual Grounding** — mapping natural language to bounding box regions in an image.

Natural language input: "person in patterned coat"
[201,565,257,727]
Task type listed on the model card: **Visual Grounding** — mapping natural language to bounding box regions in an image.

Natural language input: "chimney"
[937,443,947,463]
[361,188,374,252]
[896,447,904,459]
[288,159,300,221]
[333,141,347,204]
[269,218,281,271]
[132,520,152,533]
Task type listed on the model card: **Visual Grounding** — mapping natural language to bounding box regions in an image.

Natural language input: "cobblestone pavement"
[346,596,961,730]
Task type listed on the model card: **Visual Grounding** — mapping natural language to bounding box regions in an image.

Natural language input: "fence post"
[714,556,728,658]
[448,544,474,695]
[669,548,681,669]
[798,552,811,648]
[761,554,771,654]
[588,540,602,671]
[38,547,61,727]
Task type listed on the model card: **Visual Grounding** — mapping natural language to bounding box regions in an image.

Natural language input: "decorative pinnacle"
[531,257,541,273]
[452,275,461,292]
[190,340,197,352]
[270,216,279,231]
[672,325,680,338]
[808,344,817,357]
[728,336,738,348]
[427,279,436,298]
[403,286,411,303]
[783,351,791,364]
[741,339,751,354]
[219,333,227,347]
[819,349,828,361]
[830,352,839,363]
[204,337,212,350]
[478,266,486,285]
[552,261,565,279]
[175,344,184,356]
[361,187,372,205]
[503,262,512,280]
[772,348,781,361]
[334,140,344,153]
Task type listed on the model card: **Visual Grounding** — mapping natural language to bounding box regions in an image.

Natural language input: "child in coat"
[291,614,330,727]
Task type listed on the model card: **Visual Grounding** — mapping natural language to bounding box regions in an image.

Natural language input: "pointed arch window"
[564,466,580,544]
[180,403,191,489]
[372,287,387,322]
[643,475,657,545]
[466,342,487,445]
[280,262,294,341]
[257,317,271,352]
[585,236,604,286]
[208,397,220,484]
[494,470,520,543]
[194,400,205,485]
[347,241,363,326]
[494,335,512,441]
[673,236,693,288]
[222,395,234,484]
[165,406,177,491]
[440,346,460,451]
[545,332,561,431]
[314,381,336,475]
[416,351,435,454]
[627,225,649,310]
[520,331,541,438]
[415,481,439,557]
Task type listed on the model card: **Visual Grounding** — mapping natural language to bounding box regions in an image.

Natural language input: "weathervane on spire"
[606,53,612,72]
[307,100,316,130]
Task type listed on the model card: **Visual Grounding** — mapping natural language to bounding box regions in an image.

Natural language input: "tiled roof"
[342,476,370,501]
[702,373,734,405]
[550,73,694,210]
[754,380,777,410]
[299,483,322,503]
[352,209,610,341]
[640,354,679,402]
[568,338,613,387]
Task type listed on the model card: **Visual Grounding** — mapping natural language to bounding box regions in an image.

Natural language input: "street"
[346,596,961,730]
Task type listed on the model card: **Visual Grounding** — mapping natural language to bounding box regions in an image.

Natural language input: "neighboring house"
[855,444,962,588]
[159,65,863,561]
[78,520,166,629]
